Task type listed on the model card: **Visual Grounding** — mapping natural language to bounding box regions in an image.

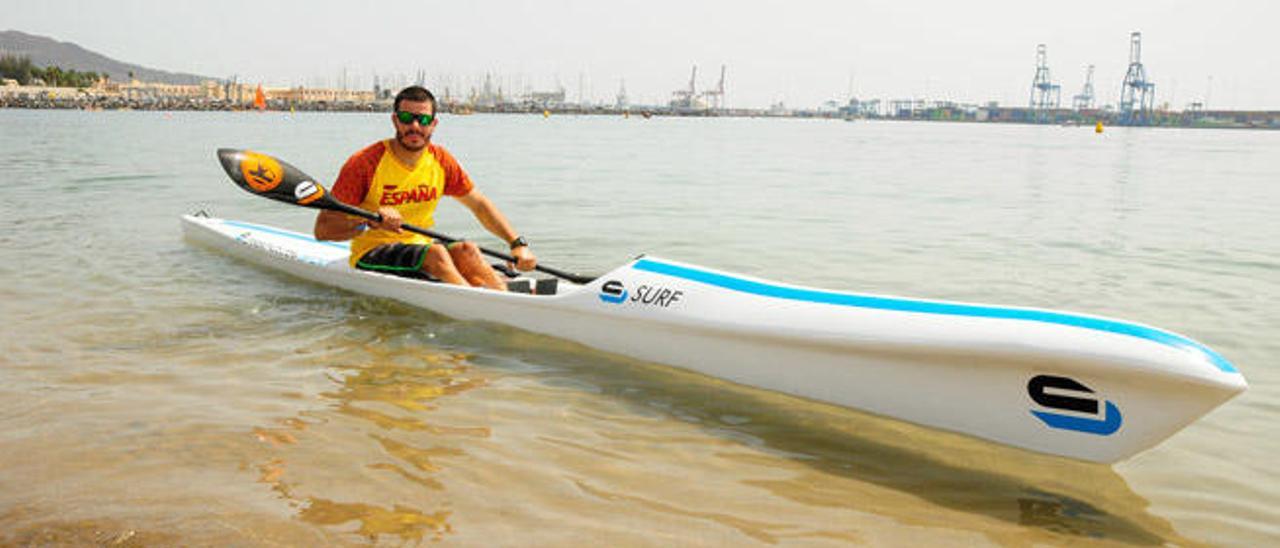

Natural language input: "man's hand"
[372,206,403,233]
[511,246,537,271]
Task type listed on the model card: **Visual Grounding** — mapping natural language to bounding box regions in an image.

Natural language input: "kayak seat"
[536,278,559,295]
[504,278,559,295]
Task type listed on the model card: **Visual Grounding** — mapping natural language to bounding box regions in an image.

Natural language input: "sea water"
[0,109,1276,545]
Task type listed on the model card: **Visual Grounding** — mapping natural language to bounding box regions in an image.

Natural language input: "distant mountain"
[0,30,215,85]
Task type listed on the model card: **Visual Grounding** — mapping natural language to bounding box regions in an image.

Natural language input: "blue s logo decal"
[599,280,628,304]
[1028,375,1122,436]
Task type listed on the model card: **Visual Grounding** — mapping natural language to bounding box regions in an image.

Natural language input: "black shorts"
[355,243,434,280]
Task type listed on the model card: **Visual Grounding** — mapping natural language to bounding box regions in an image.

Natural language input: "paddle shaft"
[327,200,594,284]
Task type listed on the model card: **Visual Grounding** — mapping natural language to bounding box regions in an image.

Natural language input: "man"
[314,86,535,290]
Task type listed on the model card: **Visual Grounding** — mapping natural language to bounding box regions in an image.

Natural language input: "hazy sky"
[4,0,1277,109]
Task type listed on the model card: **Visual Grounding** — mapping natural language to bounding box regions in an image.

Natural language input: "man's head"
[391,86,438,152]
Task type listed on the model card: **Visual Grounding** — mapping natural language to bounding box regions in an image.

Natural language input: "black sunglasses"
[395,111,436,126]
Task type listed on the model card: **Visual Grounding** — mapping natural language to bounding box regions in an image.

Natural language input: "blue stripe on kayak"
[632,259,1237,374]
[222,220,350,250]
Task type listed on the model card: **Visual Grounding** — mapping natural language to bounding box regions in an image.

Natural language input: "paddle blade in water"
[216,148,336,210]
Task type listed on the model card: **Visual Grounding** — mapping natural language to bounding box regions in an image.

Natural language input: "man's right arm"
[314,210,367,241]
[314,146,378,241]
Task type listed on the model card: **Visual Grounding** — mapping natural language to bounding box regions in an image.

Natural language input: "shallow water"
[1,110,1276,545]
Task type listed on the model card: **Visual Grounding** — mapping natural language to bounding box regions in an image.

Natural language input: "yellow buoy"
[543,110,550,118]
[1095,121,1104,133]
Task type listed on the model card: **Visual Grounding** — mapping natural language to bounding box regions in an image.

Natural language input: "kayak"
[181,213,1247,463]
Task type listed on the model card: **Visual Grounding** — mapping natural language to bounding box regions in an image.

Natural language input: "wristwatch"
[509,236,529,249]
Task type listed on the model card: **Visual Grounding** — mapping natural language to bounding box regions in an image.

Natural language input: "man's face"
[393,99,436,151]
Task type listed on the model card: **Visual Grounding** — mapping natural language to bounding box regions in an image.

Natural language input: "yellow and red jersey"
[331,140,474,266]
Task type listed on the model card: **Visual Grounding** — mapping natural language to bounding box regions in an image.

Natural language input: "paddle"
[215,148,595,284]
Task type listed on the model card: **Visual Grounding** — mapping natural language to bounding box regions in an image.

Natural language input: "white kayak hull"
[182,215,1246,463]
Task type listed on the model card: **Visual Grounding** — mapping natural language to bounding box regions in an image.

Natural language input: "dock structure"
[669,65,701,112]
[702,65,726,111]
[667,65,728,114]
[1072,65,1096,111]
[1119,32,1156,125]
[1029,44,1061,119]
[3,44,1276,128]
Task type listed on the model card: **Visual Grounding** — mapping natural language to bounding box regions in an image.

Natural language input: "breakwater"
[2,88,1276,129]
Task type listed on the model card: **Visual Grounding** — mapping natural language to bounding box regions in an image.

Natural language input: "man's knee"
[449,241,481,261]
[423,244,452,269]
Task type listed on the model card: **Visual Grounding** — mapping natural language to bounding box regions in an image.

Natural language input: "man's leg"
[447,241,507,290]
[421,244,469,285]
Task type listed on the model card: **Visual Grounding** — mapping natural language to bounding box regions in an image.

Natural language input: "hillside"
[0,30,214,85]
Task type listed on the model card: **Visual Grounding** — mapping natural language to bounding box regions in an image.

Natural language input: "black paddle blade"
[216,148,335,210]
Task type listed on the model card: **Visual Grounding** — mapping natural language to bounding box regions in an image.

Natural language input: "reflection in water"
[321,353,488,411]
[713,394,1191,545]
[372,434,466,473]
[335,401,490,437]
[249,347,488,543]
[1017,489,1107,539]
[499,340,1201,545]
[298,499,452,543]
[224,315,1209,545]
[368,462,444,491]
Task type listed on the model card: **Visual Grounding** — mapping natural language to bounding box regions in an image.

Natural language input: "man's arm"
[314,210,365,241]
[454,189,537,270]
[455,189,518,243]
[315,207,403,241]
[317,143,385,241]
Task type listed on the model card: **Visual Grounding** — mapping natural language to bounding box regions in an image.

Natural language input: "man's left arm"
[455,189,537,271]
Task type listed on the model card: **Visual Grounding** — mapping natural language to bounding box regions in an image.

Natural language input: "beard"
[396,128,428,151]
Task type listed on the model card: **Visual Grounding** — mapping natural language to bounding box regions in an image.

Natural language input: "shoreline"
[3,95,1277,130]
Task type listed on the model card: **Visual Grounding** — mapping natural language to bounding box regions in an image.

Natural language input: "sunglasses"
[395,111,436,126]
